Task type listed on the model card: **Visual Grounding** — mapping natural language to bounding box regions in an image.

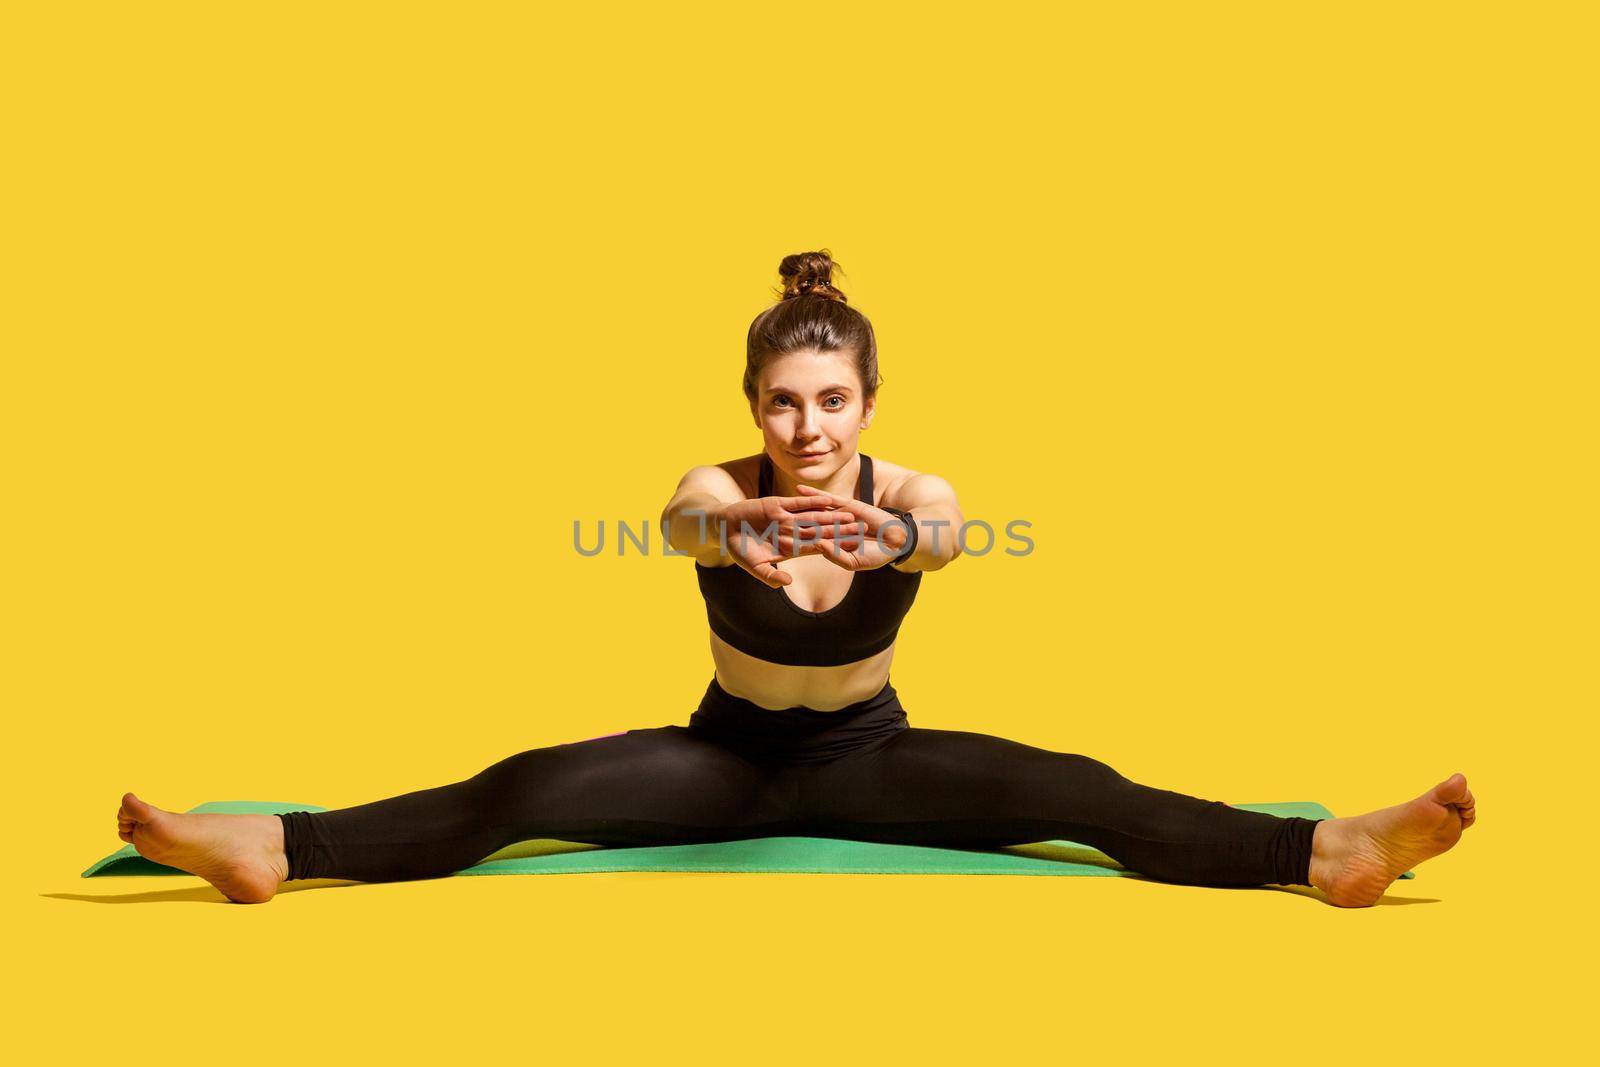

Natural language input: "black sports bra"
[694,453,923,667]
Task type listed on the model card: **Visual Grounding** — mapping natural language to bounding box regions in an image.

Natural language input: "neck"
[771,452,861,500]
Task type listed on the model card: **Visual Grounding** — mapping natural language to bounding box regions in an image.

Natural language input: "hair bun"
[778,249,848,303]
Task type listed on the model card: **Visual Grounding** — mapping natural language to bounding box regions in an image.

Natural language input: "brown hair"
[743,250,881,404]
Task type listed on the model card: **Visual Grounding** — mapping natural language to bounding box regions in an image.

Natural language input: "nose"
[795,403,823,439]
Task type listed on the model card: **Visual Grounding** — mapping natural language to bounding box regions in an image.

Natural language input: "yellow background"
[4,2,1593,1062]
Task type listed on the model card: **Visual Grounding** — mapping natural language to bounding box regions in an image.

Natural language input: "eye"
[824,395,845,408]
[772,395,792,408]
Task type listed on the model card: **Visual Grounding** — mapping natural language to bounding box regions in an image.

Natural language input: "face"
[751,349,876,484]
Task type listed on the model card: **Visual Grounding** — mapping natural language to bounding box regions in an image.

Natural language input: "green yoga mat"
[81,799,1412,879]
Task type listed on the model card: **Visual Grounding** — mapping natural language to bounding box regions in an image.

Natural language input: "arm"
[792,469,966,575]
[660,465,744,565]
[661,464,861,582]
[885,472,964,574]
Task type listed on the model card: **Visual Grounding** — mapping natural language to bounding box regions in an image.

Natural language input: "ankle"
[253,813,290,882]
[1307,817,1346,892]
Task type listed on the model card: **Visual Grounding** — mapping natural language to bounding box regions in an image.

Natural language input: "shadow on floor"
[1245,883,1440,906]
[41,878,366,904]
[42,873,1441,907]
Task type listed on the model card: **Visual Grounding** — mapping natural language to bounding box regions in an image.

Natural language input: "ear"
[860,394,876,431]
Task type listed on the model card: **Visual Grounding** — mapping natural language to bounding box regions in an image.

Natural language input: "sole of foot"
[117,792,289,904]
[1311,772,1477,907]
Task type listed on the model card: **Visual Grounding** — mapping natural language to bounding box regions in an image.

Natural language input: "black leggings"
[277,678,1320,888]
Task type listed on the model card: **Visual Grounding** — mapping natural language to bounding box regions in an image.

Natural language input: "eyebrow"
[766,384,855,395]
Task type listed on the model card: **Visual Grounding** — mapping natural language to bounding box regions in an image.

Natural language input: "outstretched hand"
[716,492,867,589]
[789,483,911,572]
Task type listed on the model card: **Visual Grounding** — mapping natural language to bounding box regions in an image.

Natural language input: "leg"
[117,726,799,901]
[803,727,1322,887]
[280,727,799,882]
[804,727,1477,902]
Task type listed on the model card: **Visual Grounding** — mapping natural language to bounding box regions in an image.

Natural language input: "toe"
[120,792,156,821]
[1429,773,1469,806]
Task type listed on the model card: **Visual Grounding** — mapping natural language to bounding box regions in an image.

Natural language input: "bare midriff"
[708,629,896,712]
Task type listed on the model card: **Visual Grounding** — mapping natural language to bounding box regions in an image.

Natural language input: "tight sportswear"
[277,678,1321,888]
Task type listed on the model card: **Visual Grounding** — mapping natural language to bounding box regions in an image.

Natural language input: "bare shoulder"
[701,454,764,501]
[720,454,766,500]
[871,456,959,510]
[673,458,755,503]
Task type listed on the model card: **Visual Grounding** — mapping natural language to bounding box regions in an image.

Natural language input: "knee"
[462,745,572,809]
[982,748,1133,810]
[1053,751,1130,788]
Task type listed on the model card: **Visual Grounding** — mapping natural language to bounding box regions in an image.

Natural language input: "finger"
[812,522,866,539]
[834,498,890,523]
[777,530,860,551]
[784,539,843,559]
[790,534,864,559]
[782,520,867,540]
[795,499,870,523]
[781,509,854,525]
[774,535,843,555]
[790,490,870,514]
[747,561,791,588]
[774,540,865,565]
[811,539,859,570]
[777,493,843,511]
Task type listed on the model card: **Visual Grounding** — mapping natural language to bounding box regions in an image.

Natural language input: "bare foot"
[1308,773,1477,907]
[116,793,289,904]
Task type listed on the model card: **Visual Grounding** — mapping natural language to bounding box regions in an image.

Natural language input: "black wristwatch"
[880,506,918,563]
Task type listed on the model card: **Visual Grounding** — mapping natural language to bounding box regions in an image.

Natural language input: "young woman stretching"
[114,251,1477,906]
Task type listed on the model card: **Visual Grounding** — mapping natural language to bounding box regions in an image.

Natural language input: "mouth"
[789,450,832,461]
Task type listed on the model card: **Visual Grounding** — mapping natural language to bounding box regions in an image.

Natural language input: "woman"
[114,251,1476,906]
